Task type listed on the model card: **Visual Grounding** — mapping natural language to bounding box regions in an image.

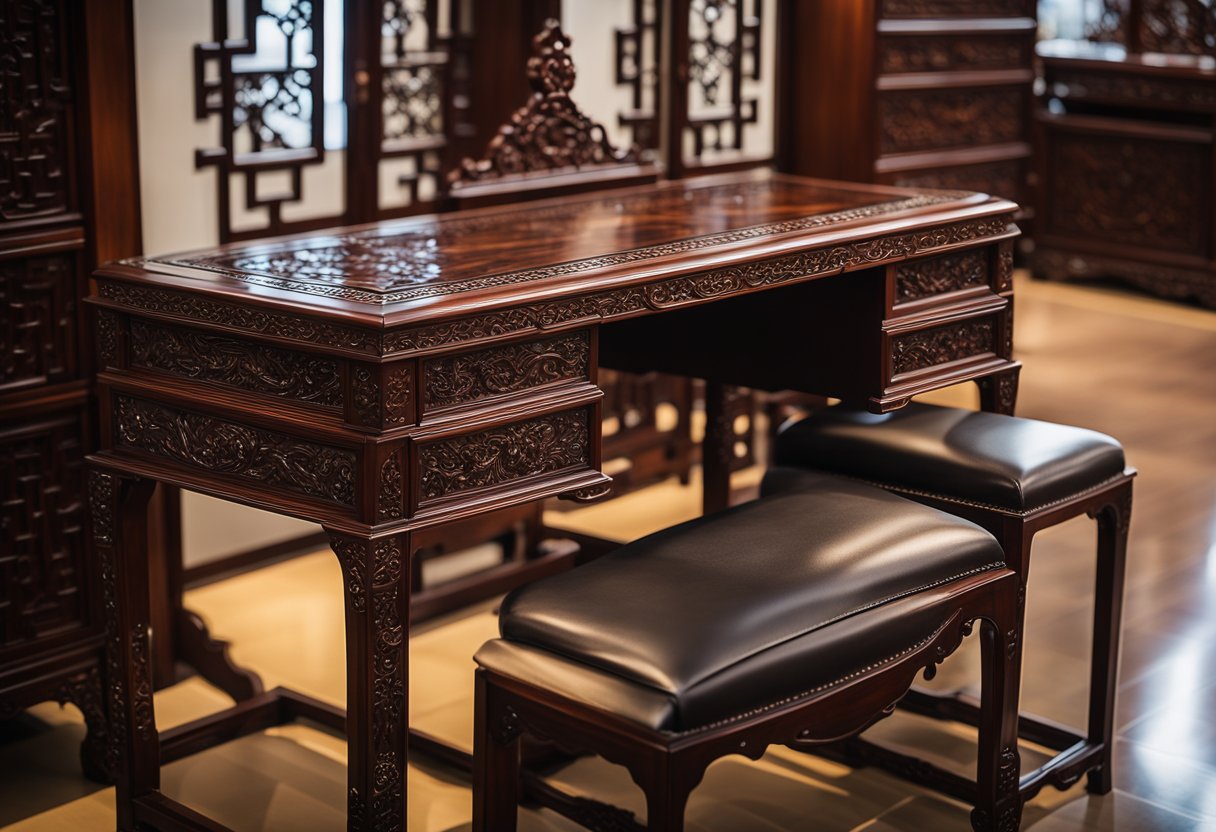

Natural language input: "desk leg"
[977,366,1021,416]
[90,470,158,831]
[329,530,412,832]
[702,380,733,515]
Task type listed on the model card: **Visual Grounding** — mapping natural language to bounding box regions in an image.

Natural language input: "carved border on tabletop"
[892,319,995,376]
[129,319,343,407]
[113,395,357,505]
[423,331,590,410]
[137,189,967,306]
[388,216,1015,354]
[418,409,590,501]
[895,250,989,303]
[97,281,380,353]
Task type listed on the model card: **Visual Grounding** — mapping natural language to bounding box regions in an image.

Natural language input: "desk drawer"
[878,34,1031,75]
[886,305,1010,386]
[413,404,597,510]
[421,331,591,417]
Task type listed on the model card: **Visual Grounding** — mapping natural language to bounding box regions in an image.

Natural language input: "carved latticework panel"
[1140,0,1216,54]
[0,409,89,649]
[0,252,78,394]
[614,0,662,150]
[683,0,762,163]
[0,0,76,224]
[194,0,331,241]
[377,0,449,212]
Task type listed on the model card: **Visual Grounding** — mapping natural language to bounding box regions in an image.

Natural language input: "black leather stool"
[768,403,1135,800]
[473,475,1022,831]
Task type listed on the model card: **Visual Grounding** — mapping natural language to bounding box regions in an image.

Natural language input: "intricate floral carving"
[451,21,640,184]
[882,0,1029,15]
[97,281,379,353]
[373,538,402,586]
[113,395,357,505]
[89,469,115,545]
[331,537,367,613]
[383,365,412,426]
[892,319,995,376]
[418,409,590,502]
[95,309,119,369]
[129,319,342,407]
[129,624,154,739]
[423,331,589,411]
[91,470,125,776]
[996,244,1014,293]
[377,454,404,522]
[878,87,1024,154]
[895,250,989,303]
[56,667,110,781]
[352,366,381,425]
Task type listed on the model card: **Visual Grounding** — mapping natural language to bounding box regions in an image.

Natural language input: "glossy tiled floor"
[2,274,1215,831]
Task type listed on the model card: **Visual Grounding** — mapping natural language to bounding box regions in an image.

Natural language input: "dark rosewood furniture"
[1034,39,1216,309]
[474,478,1022,832]
[86,170,1018,830]
[768,405,1134,802]
[776,0,1036,234]
[0,0,143,780]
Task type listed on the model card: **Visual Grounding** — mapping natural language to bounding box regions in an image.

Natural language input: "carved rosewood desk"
[86,170,1018,831]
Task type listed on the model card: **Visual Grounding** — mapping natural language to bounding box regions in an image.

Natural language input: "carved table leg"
[90,469,158,831]
[977,365,1021,416]
[330,530,412,832]
[702,380,733,515]
[55,666,112,784]
[1087,482,1132,795]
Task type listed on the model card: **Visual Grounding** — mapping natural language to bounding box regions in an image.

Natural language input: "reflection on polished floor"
[2,273,1214,831]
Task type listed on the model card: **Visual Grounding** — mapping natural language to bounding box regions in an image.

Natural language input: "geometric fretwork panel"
[194,0,328,242]
[0,253,79,395]
[0,0,76,223]
[0,409,89,649]
[684,0,762,161]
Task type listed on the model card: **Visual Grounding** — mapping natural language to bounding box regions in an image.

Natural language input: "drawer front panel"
[878,87,1026,155]
[880,0,1031,17]
[416,406,592,505]
[128,318,344,409]
[1,251,80,395]
[1045,129,1210,256]
[879,34,1031,75]
[891,158,1025,205]
[0,406,91,650]
[111,394,357,507]
[894,250,991,305]
[422,331,591,415]
[891,316,999,378]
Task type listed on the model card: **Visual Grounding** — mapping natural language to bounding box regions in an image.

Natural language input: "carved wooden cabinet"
[1034,41,1216,308]
[0,0,141,780]
[775,0,1036,234]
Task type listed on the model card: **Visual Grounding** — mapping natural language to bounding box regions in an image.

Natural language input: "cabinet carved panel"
[0,409,88,650]
[1048,132,1209,255]
[422,331,590,413]
[418,408,590,503]
[0,252,77,393]
[0,0,75,223]
[878,87,1024,155]
[113,394,357,506]
[129,319,343,408]
[880,0,1030,16]
[892,159,1023,203]
[879,35,1029,74]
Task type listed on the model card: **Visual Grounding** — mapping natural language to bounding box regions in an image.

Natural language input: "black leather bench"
[769,402,1134,800]
[473,473,1022,831]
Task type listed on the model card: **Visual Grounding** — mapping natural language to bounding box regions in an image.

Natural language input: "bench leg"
[1087,482,1132,795]
[633,751,702,832]
[973,588,1024,832]
[473,670,521,832]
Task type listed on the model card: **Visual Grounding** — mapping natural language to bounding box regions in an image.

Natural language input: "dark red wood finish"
[87,171,1019,831]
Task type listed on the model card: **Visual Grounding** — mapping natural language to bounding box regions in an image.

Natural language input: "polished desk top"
[98,170,1017,329]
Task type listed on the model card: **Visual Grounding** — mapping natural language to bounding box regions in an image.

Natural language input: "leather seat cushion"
[772,403,1126,512]
[478,473,1003,732]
